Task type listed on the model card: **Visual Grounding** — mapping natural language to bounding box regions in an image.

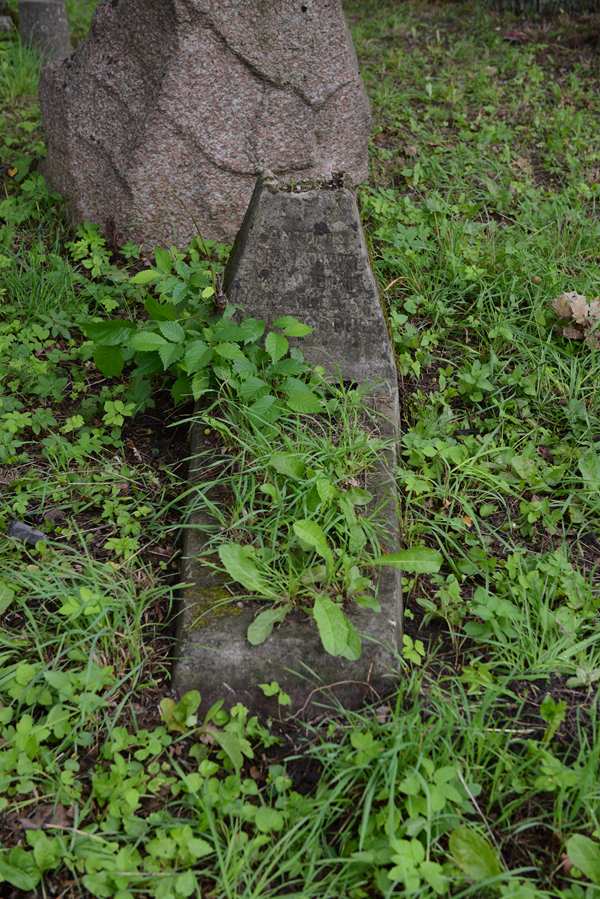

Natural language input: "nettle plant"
[84,247,441,661]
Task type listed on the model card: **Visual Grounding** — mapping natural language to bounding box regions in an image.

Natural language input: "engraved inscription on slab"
[225,176,397,399]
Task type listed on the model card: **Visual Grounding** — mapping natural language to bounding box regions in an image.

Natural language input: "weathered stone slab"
[224,174,398,423]
[39,0,371,249]
[0,15,14,33]
[19,1,71,59]
[173,176,401,717]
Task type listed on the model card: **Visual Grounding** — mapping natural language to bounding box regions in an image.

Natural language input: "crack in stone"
[178,0,353,111]
[164,114,256,176]
[68,132,133,210]
[164,110,315,178]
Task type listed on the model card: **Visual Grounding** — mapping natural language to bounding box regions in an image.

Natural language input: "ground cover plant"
[1,1,600,896]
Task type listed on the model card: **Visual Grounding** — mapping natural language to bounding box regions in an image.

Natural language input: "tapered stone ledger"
[173,176,401,716]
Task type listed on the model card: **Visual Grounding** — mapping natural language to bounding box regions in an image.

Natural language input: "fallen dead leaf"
[503,29,531,43]
[376,705,391,724]
[18,803,72,831]
[551,291,600,347]
[561,852,573,874]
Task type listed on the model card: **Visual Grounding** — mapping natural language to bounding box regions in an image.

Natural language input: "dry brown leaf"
[18,803,72,831]
[585,331,600,349]
[376,705,391,723]
[588,299,600,323]
[551,291,600,347]
[552,291,588,321]
[552,293,576,319]
[513,156,532,173]
[562,325,584,340]
[561,853,574,874]
[570,295,590,325]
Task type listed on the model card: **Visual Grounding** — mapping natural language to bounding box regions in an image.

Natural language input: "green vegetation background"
[1,1,600,896]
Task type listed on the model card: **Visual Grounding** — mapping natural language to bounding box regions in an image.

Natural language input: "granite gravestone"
[19,0,71,59]
[39,0,371,250]
[173,174,401,716]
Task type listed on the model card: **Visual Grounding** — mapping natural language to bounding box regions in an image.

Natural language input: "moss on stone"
[183,585,244,631]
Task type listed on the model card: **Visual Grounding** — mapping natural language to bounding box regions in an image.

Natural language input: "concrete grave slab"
[173,175,401,717]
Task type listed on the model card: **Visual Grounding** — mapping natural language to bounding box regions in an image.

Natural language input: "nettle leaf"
[145,296,177,321]
[215,342,246,361]
[83,319,135,346]
[233,355,257,377]
[184,340,212,373]
[93,345,124,378]
[273,315,313,337]
[375,547,442,574]
[284,378,323,414]
[238,376,269,401]
[266,331,289,362]
[218,544,275,597]
[566,835,600,884]
[131,330,169,352]
[270,357,307,377]
[154,247,172,273]
[247,605,290,646]
[212,318,243,341]
[270,452,305,480]
[130,268,160,285]
[158,320,185,343]
[191,372,210,400]
[449,826,502,881]
[247,394,283,425]
[159,342,183,371]
[312,595,361,660]
[238,318,265,343]
[293,520,333,570]
[579,450,600,491]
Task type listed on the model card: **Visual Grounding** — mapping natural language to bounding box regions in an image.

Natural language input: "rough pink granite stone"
[39,0,371,249]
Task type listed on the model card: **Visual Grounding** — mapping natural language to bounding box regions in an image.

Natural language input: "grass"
[1,1,600,895]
